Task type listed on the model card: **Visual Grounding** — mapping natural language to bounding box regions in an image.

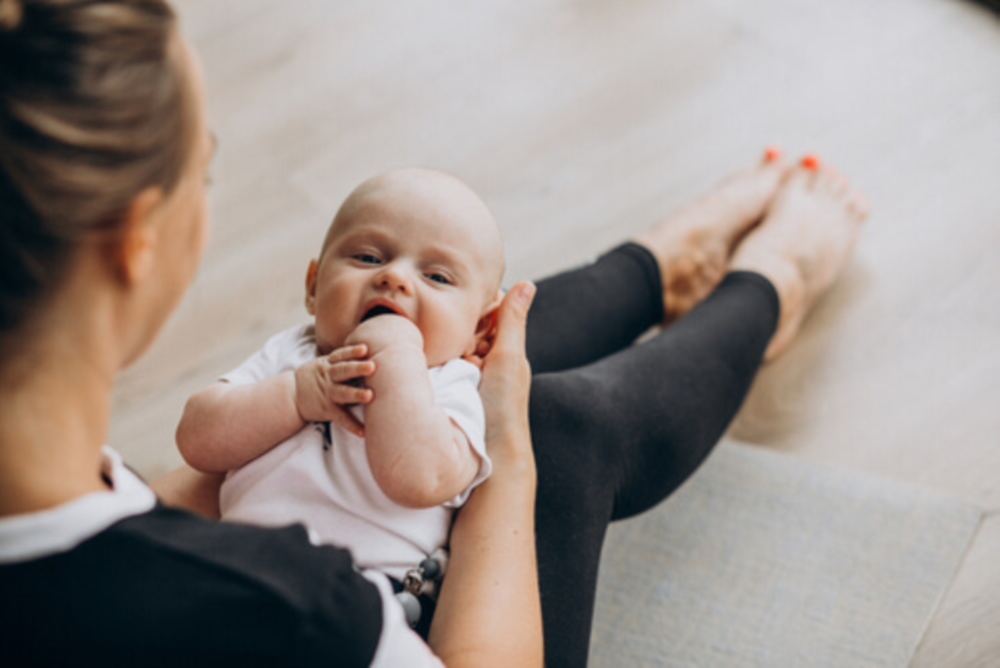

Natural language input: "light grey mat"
[589,441,982,668]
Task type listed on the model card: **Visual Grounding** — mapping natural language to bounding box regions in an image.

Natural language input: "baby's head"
[305,168,505,367]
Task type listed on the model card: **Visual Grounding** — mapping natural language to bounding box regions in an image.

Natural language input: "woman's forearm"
[149,465,225,518]
[428,431,543,668]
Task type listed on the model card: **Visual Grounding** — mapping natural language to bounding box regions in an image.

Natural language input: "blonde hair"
[0,0,192,344]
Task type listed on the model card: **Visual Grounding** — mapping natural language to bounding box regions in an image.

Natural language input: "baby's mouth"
[360,304,399,322]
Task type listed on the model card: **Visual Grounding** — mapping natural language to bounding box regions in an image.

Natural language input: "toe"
[768,156,796,185]
[761,147,793,177]
[848,192,870,221]
[747,150,787,187]
[815,164,845,195]
[805,166,825,190]
[785,165,815,191]
[818,163,837,184]
[832,174,850,197]
[800,153,821,171]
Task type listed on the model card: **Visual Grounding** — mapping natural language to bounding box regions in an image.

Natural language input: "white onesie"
[219,324,492,581]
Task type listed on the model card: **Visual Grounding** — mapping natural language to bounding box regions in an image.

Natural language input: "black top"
[0,504,383,667]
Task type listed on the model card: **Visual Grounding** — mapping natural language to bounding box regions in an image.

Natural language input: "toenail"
[800,154,820,170]
[764,146,782,162]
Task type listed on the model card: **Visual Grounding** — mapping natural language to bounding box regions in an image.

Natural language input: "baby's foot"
[730,159,869,360]
[634,149,790,322]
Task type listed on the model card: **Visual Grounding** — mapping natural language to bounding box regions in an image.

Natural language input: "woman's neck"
[0,316,118,517]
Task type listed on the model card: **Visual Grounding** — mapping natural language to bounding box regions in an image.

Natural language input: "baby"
[177,168,505,618]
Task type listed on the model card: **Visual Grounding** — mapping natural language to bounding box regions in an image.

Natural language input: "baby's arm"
[177,345,375,473]
[346,317,481,509]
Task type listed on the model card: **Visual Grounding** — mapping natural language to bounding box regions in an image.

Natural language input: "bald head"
[321,168,505,297]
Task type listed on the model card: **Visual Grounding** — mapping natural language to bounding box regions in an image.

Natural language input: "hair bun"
[0,0,23,32]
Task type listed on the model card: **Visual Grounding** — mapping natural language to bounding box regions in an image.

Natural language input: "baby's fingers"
[328,405,367,438]
[326,344,369,363]
[330,383,374,406]
[327,359,376,383]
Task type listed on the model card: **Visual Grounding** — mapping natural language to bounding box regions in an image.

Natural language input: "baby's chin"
[423,344,474,369]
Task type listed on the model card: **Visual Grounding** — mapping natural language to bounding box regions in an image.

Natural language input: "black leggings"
[526,243,779,667]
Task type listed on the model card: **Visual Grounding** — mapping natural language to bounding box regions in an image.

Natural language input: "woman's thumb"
[493,281,536,351]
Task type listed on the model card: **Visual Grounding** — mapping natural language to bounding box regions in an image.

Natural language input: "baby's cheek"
[424,312,480,365]
[316,312,354,353]
[385,315,424,346]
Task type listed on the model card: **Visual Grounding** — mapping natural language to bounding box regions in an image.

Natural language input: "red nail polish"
[801,154,820,170]
[764,147,782,162]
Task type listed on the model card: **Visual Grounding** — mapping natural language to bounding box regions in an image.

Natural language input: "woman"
[0,1,866,666]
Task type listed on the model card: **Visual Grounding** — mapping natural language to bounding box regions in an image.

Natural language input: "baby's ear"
[304,259,319,315]
[472,291,504,346]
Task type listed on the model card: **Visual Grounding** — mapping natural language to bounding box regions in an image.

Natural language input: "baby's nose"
[375,264,414,293]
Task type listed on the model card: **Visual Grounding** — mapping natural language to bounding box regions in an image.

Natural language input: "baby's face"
[306,169,504,367]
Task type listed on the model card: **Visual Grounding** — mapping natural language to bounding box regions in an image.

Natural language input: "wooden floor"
[112,0,1000,664]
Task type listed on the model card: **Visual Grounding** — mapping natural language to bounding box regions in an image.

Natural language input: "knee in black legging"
[529,371,619,527]
[531,337,737,523]
[603,341,742,521]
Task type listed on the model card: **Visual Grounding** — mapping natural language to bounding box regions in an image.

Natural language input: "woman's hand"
[477,282,535,469]
[428,281,543,668]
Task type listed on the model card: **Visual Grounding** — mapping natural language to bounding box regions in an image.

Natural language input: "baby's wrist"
[347,316,423,355]
[291,365,318,423]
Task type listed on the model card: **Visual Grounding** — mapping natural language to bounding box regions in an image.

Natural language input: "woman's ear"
[304,259,319,315]
[114,187,165,286]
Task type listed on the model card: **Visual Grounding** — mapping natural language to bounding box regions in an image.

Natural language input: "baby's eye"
[354,253,382,265]
[427,273,451,285]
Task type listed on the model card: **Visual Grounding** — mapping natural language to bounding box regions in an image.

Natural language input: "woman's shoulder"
[0,504,384,666]
[100,505,382,622]
[0,446,383,665]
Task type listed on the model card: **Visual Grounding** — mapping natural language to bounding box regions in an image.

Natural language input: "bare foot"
[730,162,869,360]
[634,151,790,322]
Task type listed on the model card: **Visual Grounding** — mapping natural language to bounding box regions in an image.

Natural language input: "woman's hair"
[0,0,193,344]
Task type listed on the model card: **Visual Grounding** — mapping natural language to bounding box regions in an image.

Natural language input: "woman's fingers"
[480,281,536,444]
[487,281,536,360]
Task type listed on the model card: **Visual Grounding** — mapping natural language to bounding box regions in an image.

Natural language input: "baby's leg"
[527,152,788,375]
[530,271,779,667]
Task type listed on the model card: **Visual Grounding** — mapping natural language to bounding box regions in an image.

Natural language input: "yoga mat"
[589,441,982,668]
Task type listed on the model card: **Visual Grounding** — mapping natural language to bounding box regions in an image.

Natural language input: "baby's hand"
[345,315,423,356]
[294,344,376,437]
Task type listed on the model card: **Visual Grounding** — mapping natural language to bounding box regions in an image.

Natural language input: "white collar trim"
[0,446,156,564]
